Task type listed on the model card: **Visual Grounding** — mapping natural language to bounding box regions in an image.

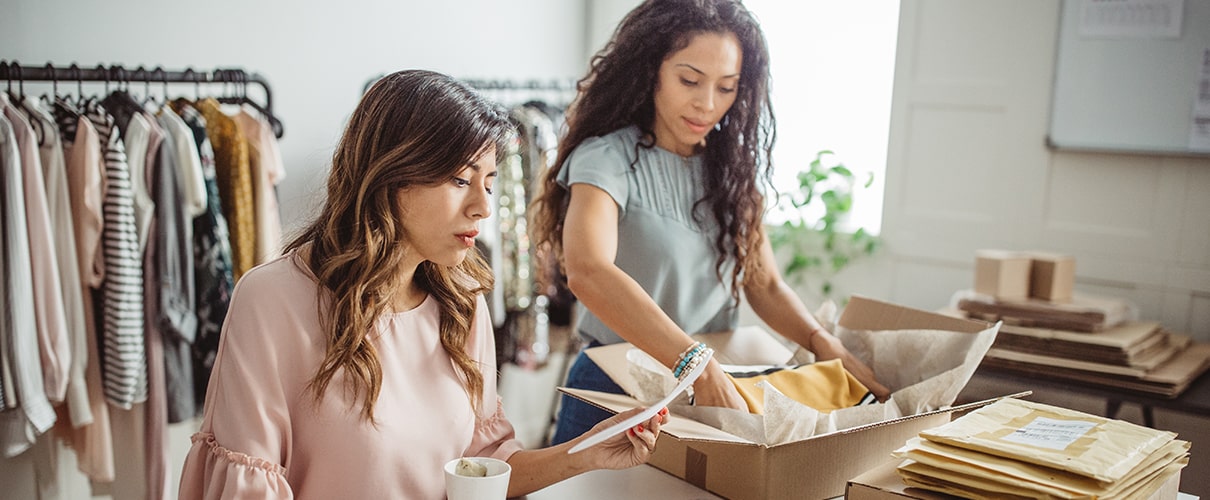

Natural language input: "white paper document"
[1079,0,1184,38]
[1190,47,1210,151]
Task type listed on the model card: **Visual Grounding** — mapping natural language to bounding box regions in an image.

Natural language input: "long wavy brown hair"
[286,70,513,422]
[532,0,776,301]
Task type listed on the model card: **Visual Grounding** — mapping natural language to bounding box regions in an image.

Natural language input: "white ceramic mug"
[443,457,511,500]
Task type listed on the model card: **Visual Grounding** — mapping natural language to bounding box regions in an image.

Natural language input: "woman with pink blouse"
[178,69,666,499]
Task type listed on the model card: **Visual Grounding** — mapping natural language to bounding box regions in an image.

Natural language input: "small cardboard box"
[845,458,1182,500]
[974,250,1031,300]
[561,296,1003,500]
[1027,251,1075,302]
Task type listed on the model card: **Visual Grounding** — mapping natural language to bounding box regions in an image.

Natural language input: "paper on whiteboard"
[1078,0,1184,39]
[1190,47,1210,151]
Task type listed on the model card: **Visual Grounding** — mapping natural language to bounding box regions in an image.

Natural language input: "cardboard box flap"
[841,295,990,334]
[583,327,796,405]
[558,387,756,445]
[582,342,661,403]
[830,391,1032,437]
[693,328,795,366]
[560,386,1030,451]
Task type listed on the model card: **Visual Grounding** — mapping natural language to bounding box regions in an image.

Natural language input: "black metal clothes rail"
[458,78,577,92]
[0,60,284,139]
[362,73,578,96]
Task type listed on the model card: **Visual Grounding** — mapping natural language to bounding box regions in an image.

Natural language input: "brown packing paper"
[917,398,1176,483]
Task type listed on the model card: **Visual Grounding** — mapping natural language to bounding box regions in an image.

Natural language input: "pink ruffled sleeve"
[464,295,524,462]
[468,397,524,461]
[179,432,293,500]
[177,264,299,499]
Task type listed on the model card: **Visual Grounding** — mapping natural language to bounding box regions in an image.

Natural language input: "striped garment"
[85,101,147,409]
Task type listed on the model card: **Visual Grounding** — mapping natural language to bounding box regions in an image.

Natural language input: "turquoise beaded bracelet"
[672,342,706,378]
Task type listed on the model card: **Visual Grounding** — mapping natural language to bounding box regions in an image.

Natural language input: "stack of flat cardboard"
[978,320,1210,398]
[956,289,1132,332]
[891,398,1190,499]
[956,250,1210,398]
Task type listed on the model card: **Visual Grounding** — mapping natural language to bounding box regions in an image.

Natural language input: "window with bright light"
[744,1,900,235]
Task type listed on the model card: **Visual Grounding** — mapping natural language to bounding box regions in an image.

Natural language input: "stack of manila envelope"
[893,398,1189,499]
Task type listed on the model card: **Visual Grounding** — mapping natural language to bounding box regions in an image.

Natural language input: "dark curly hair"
[532,0,775,302]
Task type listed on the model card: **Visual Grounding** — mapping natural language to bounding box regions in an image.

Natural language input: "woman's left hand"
[809,330,892,402]
[578,406,668,469]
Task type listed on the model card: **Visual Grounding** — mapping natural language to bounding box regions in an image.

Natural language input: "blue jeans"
[550,346,626,445]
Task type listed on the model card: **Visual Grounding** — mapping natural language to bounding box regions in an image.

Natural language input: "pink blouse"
[179,253,523,499]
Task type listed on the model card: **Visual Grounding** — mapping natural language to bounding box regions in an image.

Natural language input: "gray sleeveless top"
[557,126,737,346]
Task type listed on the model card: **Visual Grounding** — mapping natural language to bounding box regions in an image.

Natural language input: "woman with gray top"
[533,0,890,445]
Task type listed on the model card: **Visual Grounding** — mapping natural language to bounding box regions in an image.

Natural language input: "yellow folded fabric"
[728,359,871,414]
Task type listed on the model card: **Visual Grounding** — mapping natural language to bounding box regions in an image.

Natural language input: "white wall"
[738,0,1210,346]
[875,0,1210,342]
[0,1,588,498]
[2,0,588,233]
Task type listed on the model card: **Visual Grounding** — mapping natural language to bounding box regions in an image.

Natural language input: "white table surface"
[517,464,1202,500]
[520,464,721,499]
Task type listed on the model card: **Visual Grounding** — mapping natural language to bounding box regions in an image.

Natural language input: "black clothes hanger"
[214,68,284,138]
[3,60,26,100]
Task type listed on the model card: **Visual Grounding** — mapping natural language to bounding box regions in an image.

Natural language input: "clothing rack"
[459,78,577,92]
[460,78,578,109]
[0,60,284,138]
[362,74,578,97]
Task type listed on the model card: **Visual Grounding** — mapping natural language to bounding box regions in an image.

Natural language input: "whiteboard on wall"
[1048,0,1210,156]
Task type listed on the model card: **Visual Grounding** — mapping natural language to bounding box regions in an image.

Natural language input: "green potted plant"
[767,150,881,302]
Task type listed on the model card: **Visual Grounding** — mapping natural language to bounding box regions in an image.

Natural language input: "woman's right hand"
[689,358,747,411]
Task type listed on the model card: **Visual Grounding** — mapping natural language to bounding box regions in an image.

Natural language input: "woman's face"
[395,146,497,269]
[652,31,743,157]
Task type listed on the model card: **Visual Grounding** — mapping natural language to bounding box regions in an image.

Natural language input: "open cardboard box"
[560,295,1013,500]
[845,458,1182,500]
